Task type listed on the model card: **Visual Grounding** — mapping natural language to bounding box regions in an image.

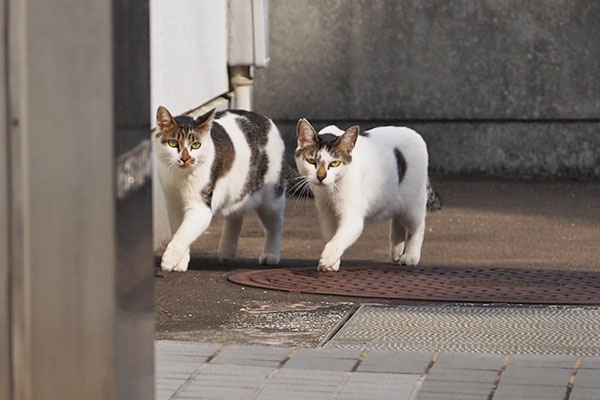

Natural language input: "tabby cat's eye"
[329,161,341,168]
[167,139,178,148]
[306,158,316,165]
[191,142,201,150]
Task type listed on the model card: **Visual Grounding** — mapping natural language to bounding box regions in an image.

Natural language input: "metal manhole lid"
[228,266,600,305]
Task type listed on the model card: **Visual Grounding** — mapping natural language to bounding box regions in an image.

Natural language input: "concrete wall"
[254,0,600,178]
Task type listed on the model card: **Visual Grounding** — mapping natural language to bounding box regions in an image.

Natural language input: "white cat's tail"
[426,178,442,211]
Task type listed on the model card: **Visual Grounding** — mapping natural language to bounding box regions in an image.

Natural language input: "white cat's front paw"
[391,243,406,263]
[173,250,190,272]
[259,252,280,265]
[318,243,342,272]
[318,258,340,272]
[161,242,186,272]
[398,253,420,266]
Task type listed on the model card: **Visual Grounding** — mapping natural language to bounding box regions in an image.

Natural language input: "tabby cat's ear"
[336,125,360,154]
[297,118,317,147]
[194,108,216,129]
[156,106,176,131]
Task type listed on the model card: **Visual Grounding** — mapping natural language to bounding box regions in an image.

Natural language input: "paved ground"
[154,179,599,399]
[155,179,600,345]
[155,340,600,400]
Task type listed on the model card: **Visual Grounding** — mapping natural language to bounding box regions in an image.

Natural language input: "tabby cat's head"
[155,106,215,169]
[295,118,359,187]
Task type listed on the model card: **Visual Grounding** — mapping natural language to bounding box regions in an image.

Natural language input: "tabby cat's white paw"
[173,251,190,272]
[318,258,340,272]
[161,242,186,272]
[259,252,280,265]
[398,253,420,266]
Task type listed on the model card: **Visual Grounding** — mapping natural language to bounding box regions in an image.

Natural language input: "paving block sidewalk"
[155,341,600,400]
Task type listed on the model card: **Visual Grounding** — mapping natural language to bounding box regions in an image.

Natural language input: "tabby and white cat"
[155,106,286,272]
[295,119,430,272]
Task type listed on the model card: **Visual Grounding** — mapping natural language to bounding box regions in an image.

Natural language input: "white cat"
[295,119,429,272]
[155,106,286,272]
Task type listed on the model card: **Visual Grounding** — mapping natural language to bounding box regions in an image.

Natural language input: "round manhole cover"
[228,266,600,305]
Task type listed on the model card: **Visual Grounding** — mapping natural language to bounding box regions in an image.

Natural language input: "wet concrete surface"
[155,179,600,346]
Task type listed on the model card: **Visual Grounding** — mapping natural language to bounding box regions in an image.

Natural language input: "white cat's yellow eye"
[167,139,178,148]
[306,158,316,165]
[329,161,341,168]
[191,142,201,150]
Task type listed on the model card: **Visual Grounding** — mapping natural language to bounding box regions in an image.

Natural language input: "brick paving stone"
[500,366,573,384]
[507,354,578,369]
[357,350,433,374]
[210,344,292,368]
[335,372,419,400]
[432,352,504,371]
[415,392,489,400]
[156,340,221,357]
[266,367,346,387]
[570,386,600,400]
[426,369,499,383]
[156,389,176,400]
[573,368,600,387]
[155,360,200,375]
[155,377,187,391]
[283,348,363,371]
[418,380,493,395]
[579,356,600,370]
[493,383,567,400]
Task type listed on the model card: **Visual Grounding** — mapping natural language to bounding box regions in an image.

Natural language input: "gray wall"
[2,0,153,398]
[254,0,600,178]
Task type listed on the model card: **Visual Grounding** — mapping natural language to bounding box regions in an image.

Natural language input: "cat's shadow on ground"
[153,255,390,274]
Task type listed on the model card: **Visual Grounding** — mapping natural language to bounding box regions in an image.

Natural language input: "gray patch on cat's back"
[201,122,235,206]
[273,160,287,197]
[359,130,370,137]
[233,111,271,198]
[393,148,407,184]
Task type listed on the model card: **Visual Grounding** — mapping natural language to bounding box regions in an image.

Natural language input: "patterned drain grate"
[324,304,600,355]
[228,266,600,305]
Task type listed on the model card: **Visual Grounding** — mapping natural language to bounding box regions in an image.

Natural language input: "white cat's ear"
[156,106,176,131]
[194,108,216,129]
[336,125,360,153]
[297,118,317,147]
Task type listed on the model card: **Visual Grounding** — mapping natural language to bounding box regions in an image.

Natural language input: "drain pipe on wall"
[231,66,254,111]
[228,0,270,111]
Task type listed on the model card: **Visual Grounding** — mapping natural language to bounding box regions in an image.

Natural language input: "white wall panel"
[150,0,229,121]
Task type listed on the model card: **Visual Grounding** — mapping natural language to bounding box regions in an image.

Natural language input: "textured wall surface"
[254,0,600,178]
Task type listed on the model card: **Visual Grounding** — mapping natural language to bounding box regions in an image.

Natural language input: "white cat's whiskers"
[289,178,311,213]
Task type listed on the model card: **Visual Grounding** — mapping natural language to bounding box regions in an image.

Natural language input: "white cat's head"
[154,106,215,170]
[295,119,359,188]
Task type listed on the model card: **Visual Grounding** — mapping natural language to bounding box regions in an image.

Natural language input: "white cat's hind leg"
[399,220,425,266]
[256,192,285,265]
[218,215,243,262]
[390,217,407,263]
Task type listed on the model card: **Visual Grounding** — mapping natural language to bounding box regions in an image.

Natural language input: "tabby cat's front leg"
[318,216,364,272]
[161,204,213,272]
